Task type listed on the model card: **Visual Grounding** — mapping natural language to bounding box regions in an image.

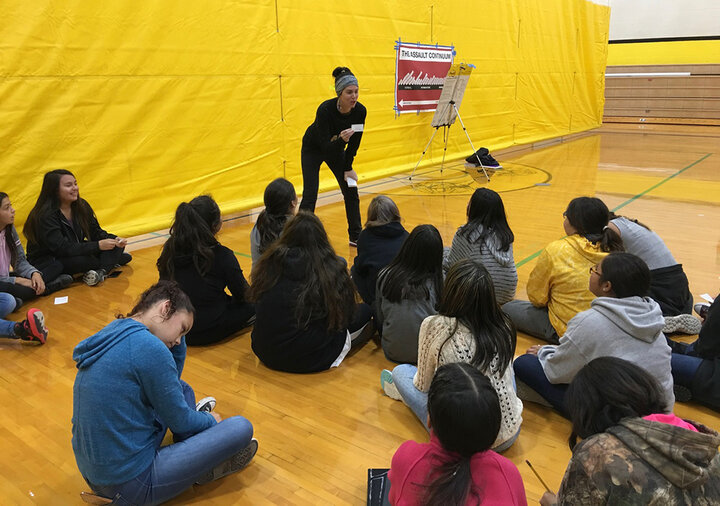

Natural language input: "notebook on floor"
[367,468,391,506]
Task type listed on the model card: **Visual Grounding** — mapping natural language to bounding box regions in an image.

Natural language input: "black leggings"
[0,259,64,301]
[299,148,362,241]
[59,247,132,275]
[186,298,256,346]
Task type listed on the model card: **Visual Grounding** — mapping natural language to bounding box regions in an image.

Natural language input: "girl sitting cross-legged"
[157,195,255,346]
[503,196,623,344]
[381,258,522,453]
[375,224,443,364]
[389,362,527,506]
[249,211,372,373]
[513,252,675,417]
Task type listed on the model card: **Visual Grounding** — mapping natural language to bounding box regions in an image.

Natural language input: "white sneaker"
[381,369,402,400]
[82,269,106,286]
[195,396,216,412]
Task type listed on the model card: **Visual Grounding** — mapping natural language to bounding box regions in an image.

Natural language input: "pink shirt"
[643,413,699,432]
[0,229,10,277]
[388,433,527,506]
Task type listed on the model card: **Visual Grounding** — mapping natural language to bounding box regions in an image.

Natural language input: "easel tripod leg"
[410,127,440,180]
[454,104,490,181]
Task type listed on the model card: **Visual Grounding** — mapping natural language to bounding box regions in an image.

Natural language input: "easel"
[409,64,490,181]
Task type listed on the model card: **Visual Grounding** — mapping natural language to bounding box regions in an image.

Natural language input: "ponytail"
[157,196,220,279]
[256,210,290,254]
[565,197,624,252]
[424,458,478,506]
[598,226,624,253]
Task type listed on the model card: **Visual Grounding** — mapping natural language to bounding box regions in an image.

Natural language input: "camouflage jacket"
[557,417,720,505]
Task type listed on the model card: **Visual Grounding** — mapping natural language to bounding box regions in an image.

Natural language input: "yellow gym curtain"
[1,0,609,237]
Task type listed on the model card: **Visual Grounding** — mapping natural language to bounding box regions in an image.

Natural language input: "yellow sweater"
[527,235,609,336]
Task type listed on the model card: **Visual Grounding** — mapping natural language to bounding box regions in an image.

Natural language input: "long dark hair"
[377,224,443,304]
[565,357,667,450]
[459,188,514,251]
[599,252,650,298]
[256,178,296,254]
[249,211,355,332]
[364,195,401,228]
[565,197,623,252]
[124,280,195,319]
[23,169,94,244]
[0,192,17,266]
[423,363,501,505]
[437,259,516,374]
[157,195,221,279]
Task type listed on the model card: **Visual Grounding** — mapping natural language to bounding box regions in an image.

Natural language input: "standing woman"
[157,195,255,346]
[299,66,366,246]
[23,169,131,286]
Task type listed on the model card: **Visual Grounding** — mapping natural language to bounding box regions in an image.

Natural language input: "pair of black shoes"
[465,147,502,169]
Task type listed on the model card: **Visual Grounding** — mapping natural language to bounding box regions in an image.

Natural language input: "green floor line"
[515,152,713,268]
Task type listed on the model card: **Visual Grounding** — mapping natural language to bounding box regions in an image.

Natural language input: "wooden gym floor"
[1,123,719,505]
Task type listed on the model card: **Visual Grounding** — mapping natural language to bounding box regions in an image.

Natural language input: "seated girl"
[608,211,699,333]
[503,196,623,343]
[24,169,131,286]
[444,188,517,305]
[0,192,71,306]
[157,195,255,346]
[250,178,297,268]
[668,294,720,410]
[249,211,372,373]
[375,224,442,363]
[540,357,720,506]
[0,294,47,344]
[382,259,523,452]
[351,195,408,306]
[389,363,527,506]
[513,252,674,416]
[72,281,256,505]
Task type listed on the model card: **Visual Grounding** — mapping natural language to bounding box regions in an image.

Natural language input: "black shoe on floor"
[44,274,73,295]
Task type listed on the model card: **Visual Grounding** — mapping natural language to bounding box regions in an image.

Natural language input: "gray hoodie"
[537,295,675,408]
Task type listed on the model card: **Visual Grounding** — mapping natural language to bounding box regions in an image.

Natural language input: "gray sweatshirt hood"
[464,225,515,267]
[591,296,665,343]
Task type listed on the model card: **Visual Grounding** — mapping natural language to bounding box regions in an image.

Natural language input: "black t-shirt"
[302,98,367,172]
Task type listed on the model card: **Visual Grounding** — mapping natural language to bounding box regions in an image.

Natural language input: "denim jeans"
[87,381,254,505]
[502,300,559,344]
[392,363,521,451]
[0,293,17,336]
[513,354,569,417]
[670,353,702,388]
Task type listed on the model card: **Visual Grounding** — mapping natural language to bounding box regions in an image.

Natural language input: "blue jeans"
[670,353,702,388]
[513,354,569,417]
[0,293,17,336]
[392,363,521,452]
[502,300,559,344]
[87,381,254,505]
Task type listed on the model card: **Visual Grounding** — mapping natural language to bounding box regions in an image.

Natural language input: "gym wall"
[2,0,610,236]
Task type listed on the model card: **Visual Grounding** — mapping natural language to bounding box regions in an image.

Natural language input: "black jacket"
[160,244,250,334]
[251,248,348,373]
[26,201,114,263]
[302,99,367,172]
[350,222,408,305]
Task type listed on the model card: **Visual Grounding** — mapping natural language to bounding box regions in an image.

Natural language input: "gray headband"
[335,74,358,95]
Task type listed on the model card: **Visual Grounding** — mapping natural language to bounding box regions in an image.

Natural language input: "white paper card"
[351,123,364,132]
[54,296,69,305]
[346,178,358,188]
[701,293,715,303]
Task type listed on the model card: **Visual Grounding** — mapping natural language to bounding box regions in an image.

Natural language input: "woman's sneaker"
[663,314,702,335]
[381,369,402,400]
[44,274,73,294]
[195,396,217,413]
[83,269,107,286]
[13,308,48,344]
[196,438,258,485]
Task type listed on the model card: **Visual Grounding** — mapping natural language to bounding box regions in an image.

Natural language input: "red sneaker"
[14,308,48,344]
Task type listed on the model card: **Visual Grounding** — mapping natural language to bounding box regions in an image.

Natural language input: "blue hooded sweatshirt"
[71,318,215,485]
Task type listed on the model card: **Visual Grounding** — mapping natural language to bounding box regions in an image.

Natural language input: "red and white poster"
[394,41,455,114]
